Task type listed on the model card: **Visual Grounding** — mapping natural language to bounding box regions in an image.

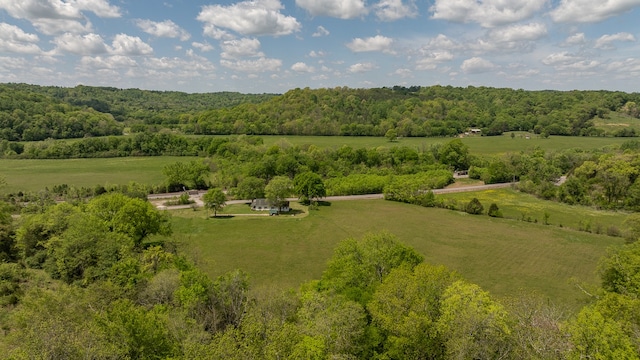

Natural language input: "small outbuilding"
[250,198,290,213]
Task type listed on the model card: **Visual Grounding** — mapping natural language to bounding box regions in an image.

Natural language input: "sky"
[1,0,640,94]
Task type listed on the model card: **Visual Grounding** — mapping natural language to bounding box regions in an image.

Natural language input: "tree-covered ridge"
[189,86,640,137]
[3,83,640,142]
[0,83,277,140]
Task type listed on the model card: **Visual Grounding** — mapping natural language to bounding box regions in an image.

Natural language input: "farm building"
[250,198,290,213]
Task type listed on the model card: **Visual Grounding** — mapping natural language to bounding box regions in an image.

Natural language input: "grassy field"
[0,156,197,193]
[169,198,624,310]
[593,112,640,133]
[436,188,629,234]
[258,133,628,154]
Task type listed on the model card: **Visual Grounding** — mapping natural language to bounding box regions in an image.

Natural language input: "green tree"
[438,139,470,170]
[465,197,484,215]
[293,171,326,205]
[567,306,638,360]
[599,241,640,297]
[318,232,424,305]
[437,280,512,359]
[162,160,211,192]
[234,176,265,200]
[86,193,171,246]
[265,176,293,212]
[368,263,461,359]
[385,128,398,142]
[203,188,227,218]
[487,203,502,217]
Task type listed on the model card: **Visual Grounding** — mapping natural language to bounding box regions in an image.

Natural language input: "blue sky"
[1,0,639,94]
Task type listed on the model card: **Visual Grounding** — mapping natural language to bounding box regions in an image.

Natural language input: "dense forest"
[2,83,640,142]
[0,83,276,141]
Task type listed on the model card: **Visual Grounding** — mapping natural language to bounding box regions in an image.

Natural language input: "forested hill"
[2,83,640,141]
[191,86,640,137]
[0,83,277,141]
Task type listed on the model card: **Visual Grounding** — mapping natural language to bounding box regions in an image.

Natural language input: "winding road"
[149,182,516,211]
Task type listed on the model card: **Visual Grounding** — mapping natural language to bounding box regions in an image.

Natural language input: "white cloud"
[220,38,264,59]
[461,57,496,73]
[346,35,394,53]
[80,55,137,69]
[220,57,282,72]
[594,32,636,49]
[430,0,546,27]
[309,50,326,57]
[291,62,315,72]
[488,23,547,42]
[202,25,233,41]
[31,18,93,36]
[550,0,640,23]
[312,25,330,37]
[0,0,120,35]
[296,0,368,19]
[348,62,377,73]
[197,0,301,37]
[542,51,581,65]
[563,33,587,46]
[416,50,454,70]
[110,34,153,56]
[392,68,413,78]
[606,58,640,74]
[374,0,417,21]
[136,19,190,41]
[192,42,214,52]
[0,22,42,54]
[52,32,108,55]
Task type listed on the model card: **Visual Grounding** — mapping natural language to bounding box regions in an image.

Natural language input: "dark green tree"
[293,171,326,205]
[465,198,484,215]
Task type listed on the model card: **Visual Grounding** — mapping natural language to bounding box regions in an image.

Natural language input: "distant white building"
[250,198,290,214]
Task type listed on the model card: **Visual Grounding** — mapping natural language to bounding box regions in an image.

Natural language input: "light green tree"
[437,280,513,359]
[567,306,638,360]
[368,263,460,359]
[385,128,398,142]
[203,188,227,218]
[265,176,293,212]
[319,232,424,305]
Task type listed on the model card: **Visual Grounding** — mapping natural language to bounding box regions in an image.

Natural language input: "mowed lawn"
[0,156,197,193]
[170,199,624,310]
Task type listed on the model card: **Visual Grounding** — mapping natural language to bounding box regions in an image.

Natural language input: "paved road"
[150,182,516,210]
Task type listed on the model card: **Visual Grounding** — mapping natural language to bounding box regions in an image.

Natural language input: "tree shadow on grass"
[210,215,235,219]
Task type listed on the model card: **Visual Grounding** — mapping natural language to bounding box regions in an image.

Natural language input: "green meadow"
[169,198,625,310]
[2,135,629,194]
[437,187,629,233]
[0,156,197,193]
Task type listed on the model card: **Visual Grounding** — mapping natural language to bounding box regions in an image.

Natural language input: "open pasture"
[170,198,624,310]
[0,156,197,193]
[258,134,628,154]
[436,188,629,233]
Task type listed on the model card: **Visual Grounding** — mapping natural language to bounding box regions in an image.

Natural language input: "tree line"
[2,83,640,143]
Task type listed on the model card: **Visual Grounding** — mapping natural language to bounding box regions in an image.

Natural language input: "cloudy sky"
[1,0,639,94]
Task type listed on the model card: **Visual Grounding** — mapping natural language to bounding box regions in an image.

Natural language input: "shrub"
[465,198,484,215]
[487,203,503,218]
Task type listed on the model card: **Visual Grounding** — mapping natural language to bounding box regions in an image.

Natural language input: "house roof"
[250,198,289,207]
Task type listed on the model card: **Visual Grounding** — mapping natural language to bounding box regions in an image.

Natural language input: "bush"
[487,203,503,218]
[465,198,484,215]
